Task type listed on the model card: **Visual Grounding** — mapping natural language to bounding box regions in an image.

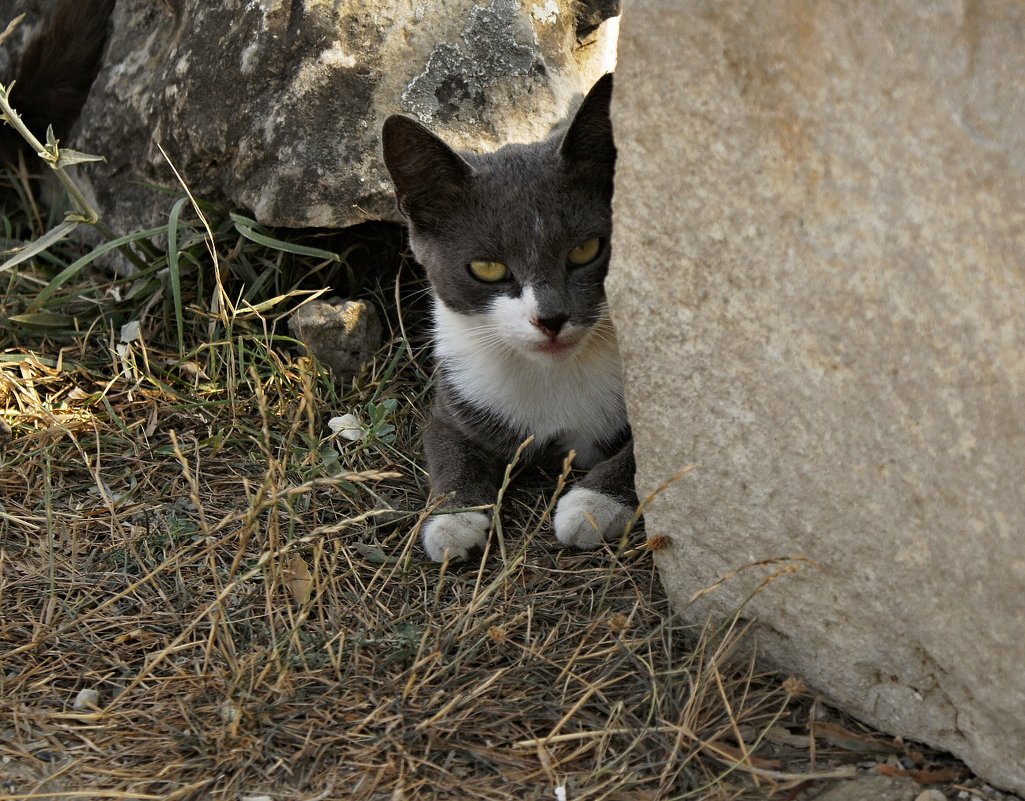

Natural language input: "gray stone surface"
[812,774,918,801]
[0,0,618,233]
[607,1,1025,795]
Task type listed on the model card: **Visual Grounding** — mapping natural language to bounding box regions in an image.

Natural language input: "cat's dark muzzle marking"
[532,313,569,338]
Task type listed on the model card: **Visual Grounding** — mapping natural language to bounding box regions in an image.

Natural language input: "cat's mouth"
[536,340,571,356]
[531,333,585,358]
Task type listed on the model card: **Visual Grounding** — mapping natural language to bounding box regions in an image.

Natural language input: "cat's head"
[382,74,616,363]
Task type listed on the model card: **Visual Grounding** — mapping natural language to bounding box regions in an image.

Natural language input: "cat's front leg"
[421,415,502,562]
[554,437,637,549]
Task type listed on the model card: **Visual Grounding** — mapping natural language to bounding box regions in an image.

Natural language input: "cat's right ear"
[559,73,616,167]
[382,115,474,232]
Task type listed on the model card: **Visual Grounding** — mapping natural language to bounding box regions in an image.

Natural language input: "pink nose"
[532,314,569,338]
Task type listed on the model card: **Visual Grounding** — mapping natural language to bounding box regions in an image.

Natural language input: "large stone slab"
[0,0,618,230]
[607,1,1025,794]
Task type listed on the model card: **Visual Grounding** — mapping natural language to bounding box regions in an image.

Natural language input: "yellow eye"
[468,260,509,282]
[567,237,602,266]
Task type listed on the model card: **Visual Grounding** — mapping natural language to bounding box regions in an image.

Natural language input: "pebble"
[72,688,100,710]
[288,298,383,382]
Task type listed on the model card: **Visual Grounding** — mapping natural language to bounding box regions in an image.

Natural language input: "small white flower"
[120,320,142,343]
[328,413,365,441]
[554,785,568,801]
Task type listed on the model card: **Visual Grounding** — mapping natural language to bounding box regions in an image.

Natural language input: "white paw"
[554,487,634,549]
[421,511,491,562]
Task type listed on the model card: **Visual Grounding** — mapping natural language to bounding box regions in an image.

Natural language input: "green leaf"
[320,446,339,467]
[353,543,397,565]
[55,148,105,168]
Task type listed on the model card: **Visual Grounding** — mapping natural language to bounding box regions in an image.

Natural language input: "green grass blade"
[230,213,340,262]
[167,197,189,357]
[7,311,75,329]
[239,290,326,316]
[26,225,167,312]
[0,219,78,272]
[0,353,64,368]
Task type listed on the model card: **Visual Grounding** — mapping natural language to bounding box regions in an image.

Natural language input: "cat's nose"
[532,313,569,338]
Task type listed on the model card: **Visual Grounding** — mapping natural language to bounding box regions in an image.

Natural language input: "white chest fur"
[433,298,626,467]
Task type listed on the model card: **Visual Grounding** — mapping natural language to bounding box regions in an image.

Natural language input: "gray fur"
[382,74,636,560]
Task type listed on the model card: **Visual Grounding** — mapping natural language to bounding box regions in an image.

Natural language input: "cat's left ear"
[560,73,616,166]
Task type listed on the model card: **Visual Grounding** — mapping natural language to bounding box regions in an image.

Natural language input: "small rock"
[119,320,142,343]
[72,688,100,710]
[219,700,241,724]
[288,298,383,382]
[915,791,947,801]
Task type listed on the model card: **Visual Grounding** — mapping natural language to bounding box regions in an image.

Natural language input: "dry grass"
[0,168,984,801]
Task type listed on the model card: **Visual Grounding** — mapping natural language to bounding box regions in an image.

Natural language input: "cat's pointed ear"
[559,73,616,166]
[382,114,474,231]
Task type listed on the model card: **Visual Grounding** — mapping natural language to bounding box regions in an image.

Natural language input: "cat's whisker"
[456,333,519,358]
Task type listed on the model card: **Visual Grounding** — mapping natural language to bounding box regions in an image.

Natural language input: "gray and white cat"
[382,74,635,561]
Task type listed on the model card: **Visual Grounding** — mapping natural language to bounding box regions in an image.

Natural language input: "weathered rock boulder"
[0,0,618,231]
[608,1,1025,795]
